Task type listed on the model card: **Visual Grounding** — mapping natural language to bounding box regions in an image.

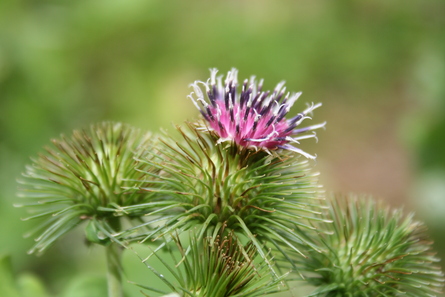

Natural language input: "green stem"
[106,242,123,297]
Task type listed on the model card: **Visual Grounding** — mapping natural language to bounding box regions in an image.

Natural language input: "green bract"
[300,195,444,297]
[119,121,327,275]
[17,122,155,253]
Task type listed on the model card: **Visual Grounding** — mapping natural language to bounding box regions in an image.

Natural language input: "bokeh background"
[1,0,444,296]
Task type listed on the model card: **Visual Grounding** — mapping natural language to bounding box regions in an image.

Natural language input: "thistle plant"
[119,122,326,277]
[299,194,444,296]
[17,122,155,297]
[117,69,328,278]
[14,69,443,297]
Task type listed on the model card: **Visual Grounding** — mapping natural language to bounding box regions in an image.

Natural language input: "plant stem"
[106,242,123,297]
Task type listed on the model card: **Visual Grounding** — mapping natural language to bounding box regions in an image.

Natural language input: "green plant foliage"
[61,275,108,297]
[17,273,49,297]
[300,194,444,297]
[119,121,327,275]
[0,255,22,297]
[135,231,287,297]
[16,122,156,254]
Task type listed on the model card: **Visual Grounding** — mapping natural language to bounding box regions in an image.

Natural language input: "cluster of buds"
[17,69,443,297]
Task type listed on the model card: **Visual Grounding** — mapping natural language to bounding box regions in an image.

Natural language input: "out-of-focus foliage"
[0,0,444,296]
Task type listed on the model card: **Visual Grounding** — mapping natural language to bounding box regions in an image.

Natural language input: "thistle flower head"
[188,68,325,159]
[300,194,444,296]
[16,122,155,253]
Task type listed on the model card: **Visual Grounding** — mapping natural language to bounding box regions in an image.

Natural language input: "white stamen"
[305,122,327,131]
[253,109,261,121]
[242,79,248,92]
[231,68,238,85]
[274,81,286,94]
[215,104,222,119]
[303,102,322,115]
[187,94,201,110]
[273,101,280,116]
[192,83,204,99]
[229,94,234,109]
[295,115,312,126]
[196,80,210,93]
[209,68,218,85]
[235,109,241,124]
[286,92,302,108]
[246,93,253,108]
[262,94,273,109]
[225,72,231,86]
[282,145,317,160]
[225,68,238,87]
[293,132,318,143]
[249,76,256,90]
[197,97,209,108]
[285,136,300,144]
[258,78,264,90]
[216,75,223,93]
[248,125,278,142]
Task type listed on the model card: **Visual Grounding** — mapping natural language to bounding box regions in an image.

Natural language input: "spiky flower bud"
[188,68,325,159]
[120,122,326,275]
[16,122,154,253]
[136,231,287,297]
[300,194,444,296]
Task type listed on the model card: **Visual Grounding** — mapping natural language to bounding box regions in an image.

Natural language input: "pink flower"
[188,68,325,159]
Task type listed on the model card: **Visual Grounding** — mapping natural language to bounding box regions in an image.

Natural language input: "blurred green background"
[1,0,444,296]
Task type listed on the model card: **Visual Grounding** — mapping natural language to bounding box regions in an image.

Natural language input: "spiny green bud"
[16,122,155,253]
[300,194,444,297]
[119,121,327,275]
[135,230,287,297]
